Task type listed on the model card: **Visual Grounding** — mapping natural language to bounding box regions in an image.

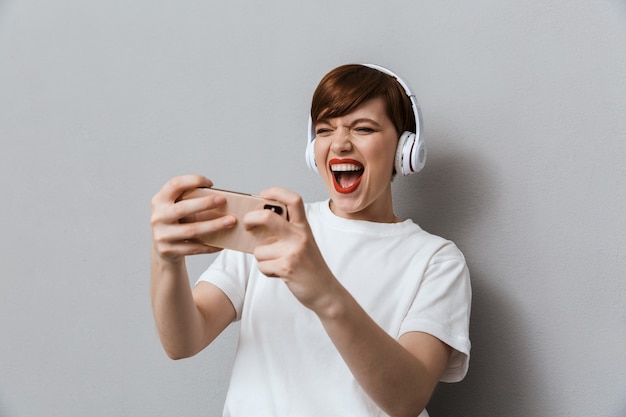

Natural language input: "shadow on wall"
[392,141,489,240]
[394,144,547,416]
[427,278,545,417]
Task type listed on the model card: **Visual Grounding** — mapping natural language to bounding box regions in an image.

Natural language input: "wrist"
[313,282,350,322]
[152,237,182,258]
[151,245,185,272]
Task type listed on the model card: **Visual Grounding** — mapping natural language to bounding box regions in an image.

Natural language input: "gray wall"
[1,1,625,416]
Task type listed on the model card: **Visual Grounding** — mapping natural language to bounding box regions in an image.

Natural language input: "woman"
[150,64,471,417]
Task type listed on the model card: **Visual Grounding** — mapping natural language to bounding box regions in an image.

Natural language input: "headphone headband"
[360,63,423,144]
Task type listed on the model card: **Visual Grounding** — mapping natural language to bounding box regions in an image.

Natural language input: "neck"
[328,199,401,223]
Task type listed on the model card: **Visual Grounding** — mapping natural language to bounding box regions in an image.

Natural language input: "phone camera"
[264,204,283,216]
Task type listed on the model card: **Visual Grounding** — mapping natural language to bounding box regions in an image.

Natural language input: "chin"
[329,195,370,217]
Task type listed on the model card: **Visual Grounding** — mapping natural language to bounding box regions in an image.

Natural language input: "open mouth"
[330,158,364,194]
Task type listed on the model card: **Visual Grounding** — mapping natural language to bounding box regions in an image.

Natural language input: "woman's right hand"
[150,175,236,263]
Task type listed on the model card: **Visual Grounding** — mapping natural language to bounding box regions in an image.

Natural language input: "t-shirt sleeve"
[399,242,472,383]
[195,249,254,321]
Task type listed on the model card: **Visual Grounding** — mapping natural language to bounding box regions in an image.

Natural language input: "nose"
[330,129,353,154]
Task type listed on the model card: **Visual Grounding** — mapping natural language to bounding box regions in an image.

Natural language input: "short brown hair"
[310,64,415,136]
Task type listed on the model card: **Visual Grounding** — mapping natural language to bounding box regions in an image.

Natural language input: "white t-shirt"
[197,200,471,417]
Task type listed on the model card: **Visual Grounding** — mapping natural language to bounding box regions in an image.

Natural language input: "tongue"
[338,171,361,188]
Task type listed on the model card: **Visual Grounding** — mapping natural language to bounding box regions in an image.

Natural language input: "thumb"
[260,187,305,223]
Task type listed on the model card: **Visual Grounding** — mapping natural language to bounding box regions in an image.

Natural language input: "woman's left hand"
[243,187,338,314]
[246,189,450,416]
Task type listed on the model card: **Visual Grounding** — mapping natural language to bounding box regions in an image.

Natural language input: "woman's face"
[313,97,399,223]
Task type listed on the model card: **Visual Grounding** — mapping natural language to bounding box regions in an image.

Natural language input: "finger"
[254,247,287,278]
[257,261,281,278]
[153,216,237,245]
[157,175,214,204]
[152,194,226,226]
[242,208,285,232]
[253,239,284,264]
[156,238,224,259]
[170,193,228,224]
[260,187,306,223]
[179,239,224,254]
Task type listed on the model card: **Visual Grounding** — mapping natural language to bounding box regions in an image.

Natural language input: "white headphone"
[305,63,426,176]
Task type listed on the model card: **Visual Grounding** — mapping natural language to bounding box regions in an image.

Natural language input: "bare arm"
[150,175,237,359]
[315,284,451,417]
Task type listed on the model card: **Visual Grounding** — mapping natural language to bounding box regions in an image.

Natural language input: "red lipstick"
[329,158,364,194]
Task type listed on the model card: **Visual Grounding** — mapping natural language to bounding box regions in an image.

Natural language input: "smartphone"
[178,187,288,253]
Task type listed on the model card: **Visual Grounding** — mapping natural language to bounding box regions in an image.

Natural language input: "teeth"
[331,163,362,172]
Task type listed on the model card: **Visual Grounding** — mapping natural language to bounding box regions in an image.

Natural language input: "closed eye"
[351,118,381,134]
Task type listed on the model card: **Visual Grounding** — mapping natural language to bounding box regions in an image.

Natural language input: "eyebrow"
[316,117,382,128]
[348,118,382,127]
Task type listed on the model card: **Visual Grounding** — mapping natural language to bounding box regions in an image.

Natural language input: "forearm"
[150,247,207,359]
[316,285,438,417]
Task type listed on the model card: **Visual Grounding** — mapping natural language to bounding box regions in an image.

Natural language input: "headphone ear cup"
[395,131,427,176]
[305,138,319,173]
[395,131,413,176]
[413,135,427,174]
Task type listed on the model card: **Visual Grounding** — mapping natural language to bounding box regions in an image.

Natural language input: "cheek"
[313,139,327,162]
[369,141,397,171]
[313,140,331,179]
